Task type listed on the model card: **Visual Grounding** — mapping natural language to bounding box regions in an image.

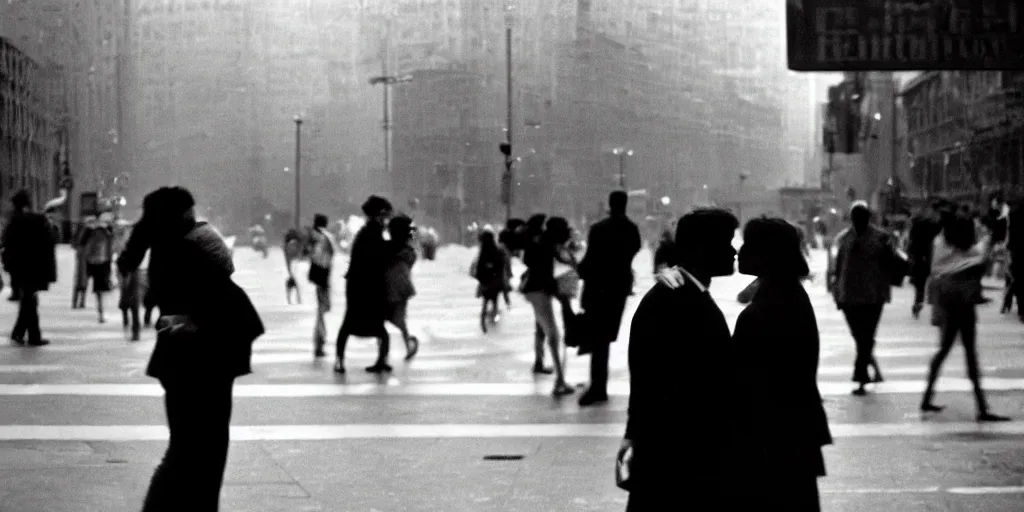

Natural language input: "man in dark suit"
[619,208,739,510]
[577,190,642,406]
[2,190,57,346]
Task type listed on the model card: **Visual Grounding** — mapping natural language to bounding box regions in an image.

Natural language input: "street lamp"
[660,196,671,207]
[612,147,634,189]
[369,57,413,193]
[293,115,303,231]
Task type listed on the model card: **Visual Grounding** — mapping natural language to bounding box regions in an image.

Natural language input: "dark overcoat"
[578,214,641,342]
[340,220,390,337]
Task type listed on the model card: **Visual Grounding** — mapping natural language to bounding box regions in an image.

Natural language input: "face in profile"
[707,229,738,277]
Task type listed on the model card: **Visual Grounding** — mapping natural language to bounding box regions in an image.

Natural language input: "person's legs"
[922,307,958,410]
[367,330,391,372]
[480,296,489,333]
[843,306,873,392]
[526,292,571,395]
[130,304,141,341]
[21,290,41,344]
[313,286,328,356]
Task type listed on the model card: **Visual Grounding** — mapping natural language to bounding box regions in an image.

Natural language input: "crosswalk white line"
[0,378,1021,397]
[2,421,1024,441]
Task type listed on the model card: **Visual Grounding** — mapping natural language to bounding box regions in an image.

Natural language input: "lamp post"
[293,115,302,231]
[612,147,634,189]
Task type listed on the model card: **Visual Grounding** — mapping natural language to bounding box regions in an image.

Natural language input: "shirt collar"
[675,266,708,294]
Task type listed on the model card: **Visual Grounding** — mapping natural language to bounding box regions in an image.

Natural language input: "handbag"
[555,269,580,298]
[308,263,330,288]
[888,247,910,287]
[563,310,587,348]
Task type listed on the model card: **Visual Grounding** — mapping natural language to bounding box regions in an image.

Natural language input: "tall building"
[130,0,253,223]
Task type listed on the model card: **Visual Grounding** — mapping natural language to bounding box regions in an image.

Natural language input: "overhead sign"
[787,0,1024,71]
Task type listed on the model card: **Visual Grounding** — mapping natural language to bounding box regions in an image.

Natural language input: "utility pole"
[369,37,412,195]
[501,24,514,222]
[294,115,302,231]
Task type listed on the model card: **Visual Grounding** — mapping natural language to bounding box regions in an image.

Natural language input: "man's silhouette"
[577,191,641,406]
[620,209,739,509]
[2,190,57,346]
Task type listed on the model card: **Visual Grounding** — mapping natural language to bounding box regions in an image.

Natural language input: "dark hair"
[388,214,413,242]
[609,191,628,214]
[739,217,809,278]
[362,195,393,217]
[141,186,195,226]
[313,214,328,229]
[11,189,30,209]
[526,214,547,235]
[545,216,571,245]
[851,204,871,231]
[674,208,738,264]
[943,212,976,251]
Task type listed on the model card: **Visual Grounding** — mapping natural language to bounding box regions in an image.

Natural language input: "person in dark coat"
[620,208,739,510]
[732,216,832,510]
[384,214,419,361]
[334,195,394,374]
[117,186,264,512]
[2,190,57,346]
[1006,198,1024,322]
[831,201,895,395]
[475,230,509,332]
[577,191,641,406]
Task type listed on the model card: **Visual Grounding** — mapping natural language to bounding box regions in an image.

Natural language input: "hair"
[526,214,547,235]
[740,217,809,278]
[545,216,571,245]
[609,191,628,215]
[313,213,328,229]
[851,204,871,231]
[361,195,393,217]
[943,211,976,251]
[674,208,738,264]
[11,189,30,210]
[388,214,414,243]
[141,186,195,227]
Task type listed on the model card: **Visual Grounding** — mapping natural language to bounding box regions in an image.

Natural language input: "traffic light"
[499,142,511,157]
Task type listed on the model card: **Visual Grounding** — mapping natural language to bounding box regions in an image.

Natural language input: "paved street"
[2,243,1024,511]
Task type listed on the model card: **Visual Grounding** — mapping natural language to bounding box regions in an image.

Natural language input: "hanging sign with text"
[787,0,1024,71]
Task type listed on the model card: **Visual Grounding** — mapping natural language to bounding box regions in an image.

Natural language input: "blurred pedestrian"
[334,195,394,374]
[622,208,739,509]
[474,230,508,332]
[2,190,57,346]
[831,201,895,395]
[307,214,335,358]
[78,212,115,323]
[115,221,143,341]
[118,186,263,512]
[577,191,641,406]
[907,200,946,318]
[733,216,832,510]
[71,220,89,308]
[384,214,419,361]
[520,213,574,396]
[922,210,1010,422]
[652,229,675,273]
[283,228,303,305]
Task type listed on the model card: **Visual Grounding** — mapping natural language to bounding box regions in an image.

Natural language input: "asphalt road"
[1,244,1023,511]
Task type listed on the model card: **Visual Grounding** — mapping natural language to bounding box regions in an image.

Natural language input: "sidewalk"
[4,437,1024,512]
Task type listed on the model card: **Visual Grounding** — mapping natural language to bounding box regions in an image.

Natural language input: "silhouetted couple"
[623,210,831,511]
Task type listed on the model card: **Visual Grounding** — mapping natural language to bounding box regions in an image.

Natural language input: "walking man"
[308,214,335,357]
[577,190,642,406]
[2,190,57,346]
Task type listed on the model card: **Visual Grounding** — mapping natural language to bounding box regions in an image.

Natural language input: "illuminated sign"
[787,0,1024,71]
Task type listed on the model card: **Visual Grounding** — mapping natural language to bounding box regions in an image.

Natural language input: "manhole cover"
[105,458,128,464]
[482,455,524,461]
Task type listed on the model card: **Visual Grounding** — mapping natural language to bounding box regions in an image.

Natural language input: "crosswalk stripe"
[0,378,1021,397]
[1,421,1023,441]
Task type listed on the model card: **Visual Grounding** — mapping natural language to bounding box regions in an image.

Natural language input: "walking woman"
[384,214,419,361]
[547,216,580,330]
[474,230,508,333]
[308,214,335,358]
[117,186,263,512]
[922,209,1010,422]
[520,214,574,397]
[334,195,394,374]
[79,214,115,323]
[732,217,832,510]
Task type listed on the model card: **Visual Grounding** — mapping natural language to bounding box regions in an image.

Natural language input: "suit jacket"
[1,211,57,291]
[832,225,895,306]
[579,214,641,307]
[624,275,732,491]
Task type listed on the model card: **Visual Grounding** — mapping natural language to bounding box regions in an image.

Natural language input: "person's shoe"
[977,412,1011,422]
[98,315,106,324]
[130,330,141,342]
[26,339,50,347]
[333,361,346,374]
[365,363,392,374]
[852,387,867,396]
[314,347,326,358]
[578,390,609,407]
[912,303,923,319]
[552,382,575,397]
[920,403,945,413]
[532,363,554,375]
[404,336,419,361]
[872,372,885,383]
